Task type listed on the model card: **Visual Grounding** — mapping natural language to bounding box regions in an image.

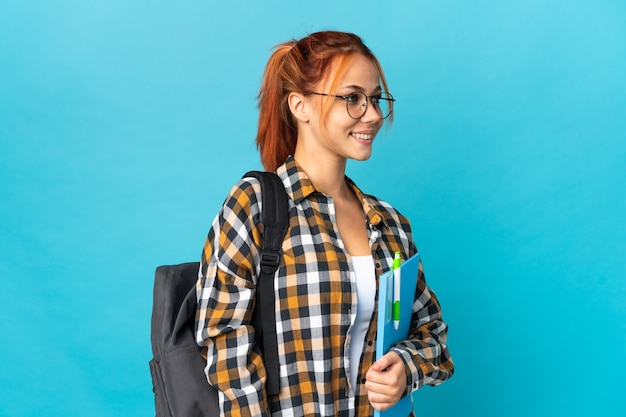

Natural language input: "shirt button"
[367,340,373,346]
[372,214,381,223]
[361,377,367,384]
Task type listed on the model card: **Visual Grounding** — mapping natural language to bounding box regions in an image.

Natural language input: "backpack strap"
[243,171,289,397]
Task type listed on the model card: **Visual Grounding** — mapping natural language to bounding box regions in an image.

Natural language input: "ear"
[287,92,309,123]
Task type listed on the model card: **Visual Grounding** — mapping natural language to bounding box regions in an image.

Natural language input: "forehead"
[320,53,381,92]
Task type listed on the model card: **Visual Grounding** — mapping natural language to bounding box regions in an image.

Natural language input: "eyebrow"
[340,84,383,94]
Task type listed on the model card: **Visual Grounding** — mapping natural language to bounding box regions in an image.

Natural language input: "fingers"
[365,352,407,410]
[365,375,403,405]
[368,397,396,411]
[366,382,401,411]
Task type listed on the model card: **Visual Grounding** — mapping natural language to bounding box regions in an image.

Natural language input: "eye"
[370,94,382,105]
[345,93,361,104]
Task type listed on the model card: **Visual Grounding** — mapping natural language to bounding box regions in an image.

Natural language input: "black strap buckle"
[260,250,280,274]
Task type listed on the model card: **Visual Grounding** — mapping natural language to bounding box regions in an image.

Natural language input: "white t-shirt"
[349,255,376,391]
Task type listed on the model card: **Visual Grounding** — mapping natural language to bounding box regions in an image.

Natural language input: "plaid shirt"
[196,157,454,417]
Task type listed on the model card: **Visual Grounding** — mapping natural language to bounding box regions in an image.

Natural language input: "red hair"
[256,31,393,171]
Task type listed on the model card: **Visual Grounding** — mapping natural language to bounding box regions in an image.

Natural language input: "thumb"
[372,352,402,372]
[371,351,397,372]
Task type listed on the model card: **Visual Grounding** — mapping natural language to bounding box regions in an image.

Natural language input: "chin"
[351,153,372,162]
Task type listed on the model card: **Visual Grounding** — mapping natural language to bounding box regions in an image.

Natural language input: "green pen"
[392,251,401,329]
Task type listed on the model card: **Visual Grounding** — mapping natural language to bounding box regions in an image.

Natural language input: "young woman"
[196,31,454,417]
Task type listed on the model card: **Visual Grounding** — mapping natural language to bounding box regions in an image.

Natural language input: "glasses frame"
[308,91,395,120]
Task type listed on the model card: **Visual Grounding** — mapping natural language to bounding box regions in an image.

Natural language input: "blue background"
[1,1,625,416]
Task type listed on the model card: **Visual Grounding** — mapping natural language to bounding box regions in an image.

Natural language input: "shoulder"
[219,176,263,227]
[353,185,416,254]
[347,177,412,233]
[366,193,412,233]
[349,177,414,243]
[225,176,262,205]
[346,177,411,235]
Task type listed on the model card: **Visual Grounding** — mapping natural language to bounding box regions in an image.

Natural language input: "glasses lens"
[346,92,393,119]
[374,93,392,119]
[345,92,367,119]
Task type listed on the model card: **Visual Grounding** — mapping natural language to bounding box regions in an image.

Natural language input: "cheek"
[325,112,356,132]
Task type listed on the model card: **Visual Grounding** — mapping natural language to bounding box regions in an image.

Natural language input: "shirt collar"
[276,156,318,205]
[346,177,387,229]
[276,156,387,229]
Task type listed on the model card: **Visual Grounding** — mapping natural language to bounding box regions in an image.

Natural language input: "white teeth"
[352,133,373,140]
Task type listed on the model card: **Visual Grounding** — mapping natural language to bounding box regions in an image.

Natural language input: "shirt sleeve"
[195,179,270,417]
[389,259,455,393]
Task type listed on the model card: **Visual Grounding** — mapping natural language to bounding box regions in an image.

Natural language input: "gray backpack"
[149,171,289,416]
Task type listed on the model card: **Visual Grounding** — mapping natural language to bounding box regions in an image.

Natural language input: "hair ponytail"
[256,42,298,172]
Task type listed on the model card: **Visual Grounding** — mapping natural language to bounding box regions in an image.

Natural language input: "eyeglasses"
[309,91,395,120]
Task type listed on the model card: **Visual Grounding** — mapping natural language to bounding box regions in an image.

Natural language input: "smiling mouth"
[351,132,374,141]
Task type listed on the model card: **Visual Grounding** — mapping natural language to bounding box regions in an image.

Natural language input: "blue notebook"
[374,252,421,417]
